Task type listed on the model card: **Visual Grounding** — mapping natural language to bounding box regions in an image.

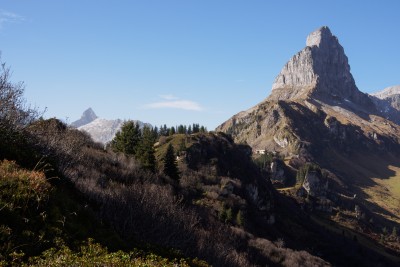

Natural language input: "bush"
[28,239,193,267]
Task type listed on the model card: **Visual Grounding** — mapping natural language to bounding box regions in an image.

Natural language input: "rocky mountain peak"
[269,26,374,110]
[83,107,97,117]
[306,26,334,48]
[371,85,400,99]
[71,108,98,128]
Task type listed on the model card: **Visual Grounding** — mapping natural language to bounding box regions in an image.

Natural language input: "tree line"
[157,123,207,136]
[109,121,207,179]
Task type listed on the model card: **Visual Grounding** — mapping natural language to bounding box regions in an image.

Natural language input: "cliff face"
[269,26,374,111]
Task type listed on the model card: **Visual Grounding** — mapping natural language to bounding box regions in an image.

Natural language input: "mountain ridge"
[71,108,149,144]
[368,85,400,125]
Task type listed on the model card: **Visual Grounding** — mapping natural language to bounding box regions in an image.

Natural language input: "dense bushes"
[0,160,51,261]
[27,239,196,267]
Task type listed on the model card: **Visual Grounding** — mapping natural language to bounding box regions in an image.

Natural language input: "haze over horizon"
[1,0,399,129]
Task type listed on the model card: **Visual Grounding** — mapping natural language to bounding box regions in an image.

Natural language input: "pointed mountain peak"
[306,26,335,47]
[82,108,97,120]
[268,26,374,110]
[71,107,98,128]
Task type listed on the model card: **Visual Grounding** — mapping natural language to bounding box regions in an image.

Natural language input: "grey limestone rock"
[370,85,400,124]
[302,171,328,197]
[270,26,374,111]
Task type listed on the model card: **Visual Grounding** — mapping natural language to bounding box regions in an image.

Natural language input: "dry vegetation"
[1,59,399,266]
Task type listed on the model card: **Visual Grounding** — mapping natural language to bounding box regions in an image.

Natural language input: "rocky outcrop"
[302,171,328,197]
[270,160,286,184]
[270,26,374,111]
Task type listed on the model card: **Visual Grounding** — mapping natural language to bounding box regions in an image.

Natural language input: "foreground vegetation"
[1,59,399,266]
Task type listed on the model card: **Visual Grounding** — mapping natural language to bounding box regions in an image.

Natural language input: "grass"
[322,150,400,224]
[155,134,190,161]
[311,214,400,265]
[364,164,400,223]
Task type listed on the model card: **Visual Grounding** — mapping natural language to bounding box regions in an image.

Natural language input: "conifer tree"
[163,143,179,181]
[177,125,185,134]
[169,126,176,136]
[136,126,156,172]
[110,121,141,155]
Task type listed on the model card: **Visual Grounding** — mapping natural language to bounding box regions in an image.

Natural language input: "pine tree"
[136,126,156,172]
[177,125,185,134]
[192,123,199,133]
[169,126,176,136]
[163,143,179,181]
[110,121,141,155]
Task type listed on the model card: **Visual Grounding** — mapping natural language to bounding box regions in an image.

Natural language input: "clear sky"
[1,1,399,129]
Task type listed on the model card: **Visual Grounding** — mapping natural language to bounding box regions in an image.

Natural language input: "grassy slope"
[324,151,400,224]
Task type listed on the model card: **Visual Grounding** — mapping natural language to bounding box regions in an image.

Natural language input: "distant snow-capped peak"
[71,108,149,144]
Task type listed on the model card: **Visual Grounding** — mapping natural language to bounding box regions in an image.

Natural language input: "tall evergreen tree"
[110,121,141,155]
[163,143,179,181]
[136,126,156,172]
[177,125,185,134]
[192,123,200,133]
[169,126,176,136]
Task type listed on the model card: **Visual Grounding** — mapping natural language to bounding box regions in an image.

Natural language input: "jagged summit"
[269,26,374,110]
[71,108,98,128]
[306,26,334,48]
[217,26,400,154]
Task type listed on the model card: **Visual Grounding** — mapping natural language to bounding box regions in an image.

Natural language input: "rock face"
[78,118,125,144]
[302,171,327,197]
[270,26,374,111]
[370,85,400,124]
[71,108,98,128]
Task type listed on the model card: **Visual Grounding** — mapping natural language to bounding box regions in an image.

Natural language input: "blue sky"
[1,1,399,129]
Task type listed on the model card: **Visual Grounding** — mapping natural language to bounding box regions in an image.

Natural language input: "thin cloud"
[0,10,25,29]
[159,94,179,100]
[145,97,203,111]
